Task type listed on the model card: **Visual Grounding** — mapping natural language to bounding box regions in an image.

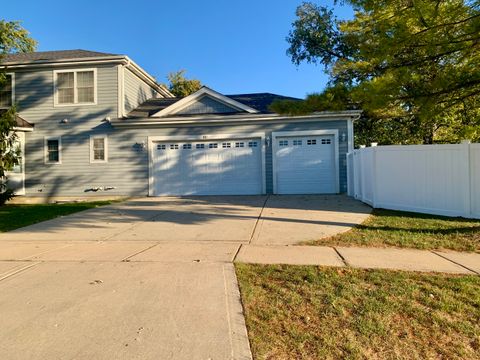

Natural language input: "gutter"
[1,55,173,98]
[110,111,362,128]
[13,127,34,132]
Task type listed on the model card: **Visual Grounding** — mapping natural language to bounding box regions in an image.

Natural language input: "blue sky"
[2,0,352,98]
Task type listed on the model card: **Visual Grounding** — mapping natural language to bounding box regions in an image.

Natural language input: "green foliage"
[165,70,202,97]
[0,20,37,54]
[270,83,356,115]
[0,20,36,200]
[0,106,20,179]
[0,188,13,205]
[281,1,480,144]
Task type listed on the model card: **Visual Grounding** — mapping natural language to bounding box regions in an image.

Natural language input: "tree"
[165,70,202,97]
[277,0,480,144]
[0,20,36,202]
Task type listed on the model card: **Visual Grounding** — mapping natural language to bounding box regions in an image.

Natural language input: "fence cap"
[359,145,366,148]
[371,142,378,147]
[461,139,471,144]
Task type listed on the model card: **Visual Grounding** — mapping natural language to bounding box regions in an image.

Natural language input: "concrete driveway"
[0,195,371,244]
[0,195,371,359]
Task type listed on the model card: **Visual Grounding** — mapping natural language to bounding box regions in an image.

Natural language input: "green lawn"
[307,209,480,252]
[0,201,115,232]
[236,264,480,360]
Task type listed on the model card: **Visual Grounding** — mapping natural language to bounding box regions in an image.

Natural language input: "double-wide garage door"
[152,134,337,196]
[153,138,263,195]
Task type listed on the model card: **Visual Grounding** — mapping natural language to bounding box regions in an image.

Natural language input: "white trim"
[44,136,62,164]
[6,131,25,195]
[271,130,340,194]
[0,72,15,109]
[89,135,108,163]
[2,56,128,68]
[13,127,34,132]
[53,68,97,107]
[1,55,172,98]
[147,132,267,196]
[124,58,173,98]
[152,87,259,117]
[117,65,124,118]
[111,111,362,128]
[347,118,354,153]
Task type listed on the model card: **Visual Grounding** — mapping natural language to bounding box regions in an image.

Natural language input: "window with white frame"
[45,138,61,164]
[0,74,14,108]
[55,69,96,105]
[90,136,107,162]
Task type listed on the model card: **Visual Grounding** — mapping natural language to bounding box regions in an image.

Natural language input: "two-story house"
[1,49,360,200]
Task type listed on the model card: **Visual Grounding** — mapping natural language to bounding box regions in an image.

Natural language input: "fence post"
[464,141,472,218]
[371,146,378,208]
[346,153,353,196]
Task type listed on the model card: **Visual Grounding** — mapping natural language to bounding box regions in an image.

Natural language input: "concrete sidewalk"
[0,241,252,360]
[235,245,480,275]
[0,239,478,360]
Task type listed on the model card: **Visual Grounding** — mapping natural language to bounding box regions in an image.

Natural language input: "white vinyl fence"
[347,143,480,219]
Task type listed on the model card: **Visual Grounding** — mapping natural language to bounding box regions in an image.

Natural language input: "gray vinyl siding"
[124,68,158,113]
[13,63,349,197]
[18,119,348,198]
[13,64,120,197]
[177,96,239,115]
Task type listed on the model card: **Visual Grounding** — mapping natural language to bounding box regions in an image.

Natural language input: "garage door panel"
[275,135,336,194]
[153,139,262,196]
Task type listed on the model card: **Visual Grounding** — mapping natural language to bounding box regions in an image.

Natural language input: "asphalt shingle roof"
[227,93,301,114]
[0,109,34,128]
[127,93,302,118]
[1,49,120,63]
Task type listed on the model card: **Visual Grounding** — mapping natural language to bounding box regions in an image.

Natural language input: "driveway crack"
[249,195,270,244]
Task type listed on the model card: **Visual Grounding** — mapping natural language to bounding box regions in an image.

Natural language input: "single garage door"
[274,134,337,194]
[152,138,263,195]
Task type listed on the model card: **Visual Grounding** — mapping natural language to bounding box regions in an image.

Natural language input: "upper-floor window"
[0,74,14,109]
[54,69,96,106]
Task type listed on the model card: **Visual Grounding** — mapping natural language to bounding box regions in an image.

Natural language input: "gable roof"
[0,109,34,129]
[1,50,121,64]
[127,90,302,118]
[151,87,260,117]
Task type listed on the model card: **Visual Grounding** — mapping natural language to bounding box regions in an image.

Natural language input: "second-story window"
[0,74,14,108]
[54,69,96,106]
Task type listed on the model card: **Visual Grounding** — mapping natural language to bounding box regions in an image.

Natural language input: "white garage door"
[152,138,263,195]
[274,135,337,194]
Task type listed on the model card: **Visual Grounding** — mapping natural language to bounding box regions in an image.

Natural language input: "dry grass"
[236,264,480,360]
[306,209,480,252]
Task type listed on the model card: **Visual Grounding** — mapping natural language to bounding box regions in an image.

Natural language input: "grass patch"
[307,209,480,252]
[0,201,116,232]
[236,264,480,360]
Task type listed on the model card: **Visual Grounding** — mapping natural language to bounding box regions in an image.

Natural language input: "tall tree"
[275,0,480,144]
[165,70,202,97]
[0,20,36,202]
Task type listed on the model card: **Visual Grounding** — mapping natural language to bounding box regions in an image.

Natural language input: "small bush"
[0,188,14,206]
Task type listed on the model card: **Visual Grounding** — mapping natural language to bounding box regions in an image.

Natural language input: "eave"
[110,111,362,128]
